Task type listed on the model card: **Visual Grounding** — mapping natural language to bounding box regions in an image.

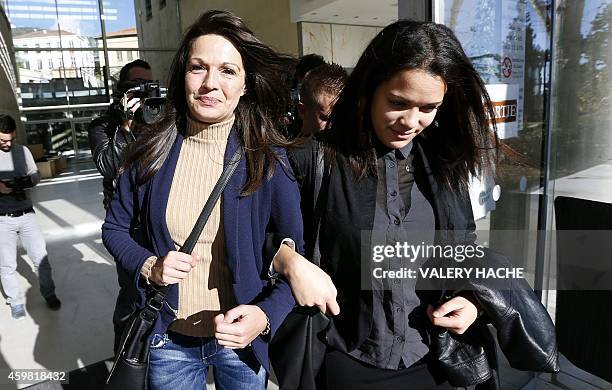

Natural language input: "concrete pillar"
[0,6,24,141]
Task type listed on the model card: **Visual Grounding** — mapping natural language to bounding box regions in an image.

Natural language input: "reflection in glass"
[6,0,101,49]
[72,108,108,119]
[25,121,73,156]
[7,0,169,163]
[25,111,68,122]
[73,121,92,159]
[16,49,107,107]
[442,0,551,233]
[442,2,555,387]
[552,0,612,179]
[101,0,138,46]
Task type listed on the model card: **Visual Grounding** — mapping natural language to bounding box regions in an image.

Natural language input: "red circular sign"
[502,57,513,78]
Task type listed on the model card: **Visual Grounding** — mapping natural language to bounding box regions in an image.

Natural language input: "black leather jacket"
[88,105,135,209]
[429,248,560,389]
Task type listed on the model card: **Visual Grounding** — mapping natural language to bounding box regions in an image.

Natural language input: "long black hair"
[324,20,498,192]
[124,10,295,195]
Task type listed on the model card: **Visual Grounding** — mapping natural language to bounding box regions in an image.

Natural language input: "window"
[35,43,40,53]
[48,58,53,68]
[71,57,76,67]
[145,0,152,20]
[160,0,166,8]
[37,59,42,70]
[127,50,133,61]
[117,51,123,61]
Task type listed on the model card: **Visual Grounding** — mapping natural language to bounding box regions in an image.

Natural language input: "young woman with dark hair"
[272,20,557,388]
[102,10,303,390]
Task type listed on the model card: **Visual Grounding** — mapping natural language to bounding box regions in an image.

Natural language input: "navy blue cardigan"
[102,127,304,370]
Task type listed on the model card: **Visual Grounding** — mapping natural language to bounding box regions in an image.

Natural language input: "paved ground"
[1,160,610,390]
[0,162,116,389]
[0,161,281,390]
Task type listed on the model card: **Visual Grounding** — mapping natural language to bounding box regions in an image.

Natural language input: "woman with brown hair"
[102,10,303,389]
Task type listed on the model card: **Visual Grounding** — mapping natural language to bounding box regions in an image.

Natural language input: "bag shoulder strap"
[311,141,329,267]
[149,145,244,303]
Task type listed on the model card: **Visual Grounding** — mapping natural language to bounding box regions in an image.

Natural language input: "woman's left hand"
[427,295,479,335]
[214,305,268,349]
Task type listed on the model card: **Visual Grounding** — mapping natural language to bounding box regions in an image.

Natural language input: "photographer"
[88,59,153,210]
[88,60,156,354]
[0,114,61,320]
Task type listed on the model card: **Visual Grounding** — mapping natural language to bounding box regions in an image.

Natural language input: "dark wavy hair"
[0,114,16,133]
[124,10,295,194]
[323,20,498,192]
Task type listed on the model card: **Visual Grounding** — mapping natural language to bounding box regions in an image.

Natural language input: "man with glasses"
[0,114,61,320]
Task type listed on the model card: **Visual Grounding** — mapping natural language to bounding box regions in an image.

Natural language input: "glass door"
[437,1,553,388]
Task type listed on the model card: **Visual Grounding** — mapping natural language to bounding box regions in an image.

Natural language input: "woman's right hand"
[275,245,340,315]
[150,251,197,286]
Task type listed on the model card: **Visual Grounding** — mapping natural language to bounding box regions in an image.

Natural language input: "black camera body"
[120,80,166,125]
[1,176,33,201]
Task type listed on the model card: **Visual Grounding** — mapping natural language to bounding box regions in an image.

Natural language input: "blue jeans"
[148,331,267,390]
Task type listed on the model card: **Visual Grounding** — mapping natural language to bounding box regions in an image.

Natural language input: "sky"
[6,0,137,37]
[5,0,610,41]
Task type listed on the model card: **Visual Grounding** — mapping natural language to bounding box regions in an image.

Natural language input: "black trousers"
[320,349,469,390]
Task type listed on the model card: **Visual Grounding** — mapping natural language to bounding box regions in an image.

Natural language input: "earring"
[431,119,439,128]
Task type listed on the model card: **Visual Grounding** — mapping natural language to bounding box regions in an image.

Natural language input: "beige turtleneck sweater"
[141,115,237,337]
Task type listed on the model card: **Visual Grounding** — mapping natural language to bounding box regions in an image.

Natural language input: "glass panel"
[5,0,101,49]
[442,0,551,279]
[24,120,73,156]
[441,1,553,388]
[55,0,102,49]
[25,111,69,122]
[73,121,92,160]
[547,1,612,385]
[61,50,108,104]
[17,57,70,107]
[6,1,62,49]
[16,48,108,107]
[551,0,612,180]
[101,0,137,46]
[71,106,109,118]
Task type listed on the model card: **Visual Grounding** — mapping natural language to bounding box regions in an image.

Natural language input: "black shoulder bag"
[105,146,244,390]
[269,142,331,390]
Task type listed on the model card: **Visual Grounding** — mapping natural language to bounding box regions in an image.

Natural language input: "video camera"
[1,176,33,201]
[119,80,167,125]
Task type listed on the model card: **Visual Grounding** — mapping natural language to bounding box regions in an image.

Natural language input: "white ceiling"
[291,0,398,27]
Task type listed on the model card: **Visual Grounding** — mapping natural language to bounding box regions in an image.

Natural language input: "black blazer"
[288,136,558,388]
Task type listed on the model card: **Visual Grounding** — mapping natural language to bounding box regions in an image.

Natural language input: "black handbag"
[269,142,331,390]
[105,146,243,390]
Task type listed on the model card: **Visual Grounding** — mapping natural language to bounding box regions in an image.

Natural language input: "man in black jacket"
[88,59,152,354]
[88,59,153,209]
